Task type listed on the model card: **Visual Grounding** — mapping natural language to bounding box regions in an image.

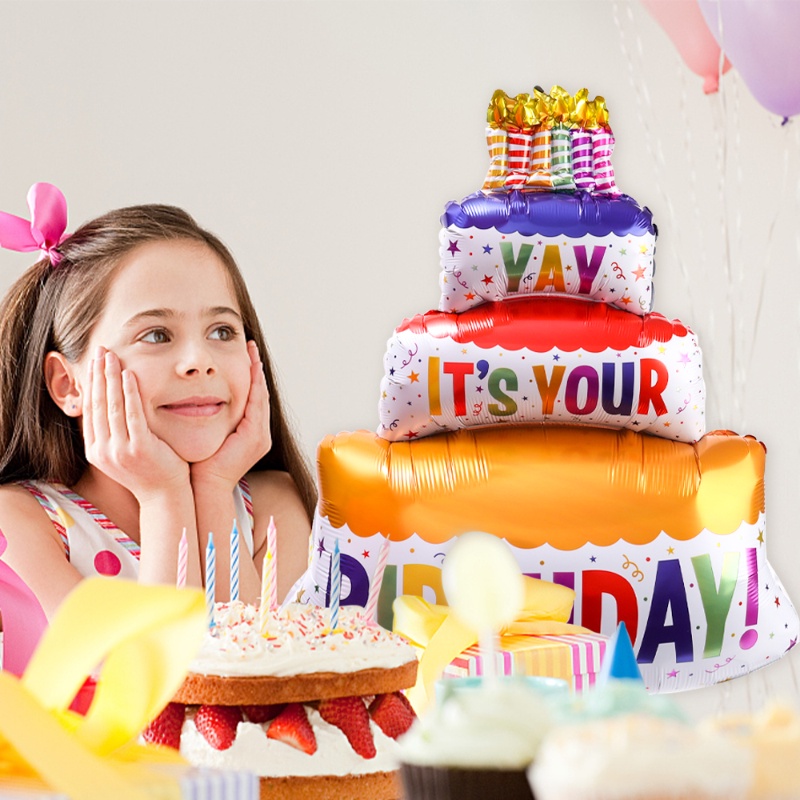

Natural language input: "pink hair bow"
[0,183,69,266]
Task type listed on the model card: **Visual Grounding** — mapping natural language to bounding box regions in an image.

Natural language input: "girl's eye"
[140,328,170,344]
[209,325,238,342]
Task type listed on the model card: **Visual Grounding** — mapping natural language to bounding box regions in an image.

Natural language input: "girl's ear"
[44,352,82,417]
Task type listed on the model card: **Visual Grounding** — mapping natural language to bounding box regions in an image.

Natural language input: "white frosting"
[180,708,401,778]
[529,714,752,799]
[190,602,417,677]
[703,705,800,799]
[398,678,553,769]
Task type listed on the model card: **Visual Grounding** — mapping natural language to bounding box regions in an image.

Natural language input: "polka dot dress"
[20,481,254,579]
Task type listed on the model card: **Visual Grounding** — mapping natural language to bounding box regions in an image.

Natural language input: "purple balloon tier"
[441,190,656,238]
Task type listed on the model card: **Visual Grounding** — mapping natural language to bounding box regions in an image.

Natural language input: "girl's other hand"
[83,347,190,501]
[190,340,272,490]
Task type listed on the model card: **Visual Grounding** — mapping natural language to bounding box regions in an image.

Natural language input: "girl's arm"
[0,485,83,620]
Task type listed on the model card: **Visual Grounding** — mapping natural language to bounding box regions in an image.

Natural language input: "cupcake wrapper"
[399,763,534,800]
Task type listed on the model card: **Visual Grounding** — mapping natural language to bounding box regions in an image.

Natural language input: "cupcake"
[528,624,753,799]
[529,712,752,800]
[704,704,800,799]
[398,676,559,799]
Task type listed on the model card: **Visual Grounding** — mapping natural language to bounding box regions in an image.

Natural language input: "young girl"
[0,183,316,621]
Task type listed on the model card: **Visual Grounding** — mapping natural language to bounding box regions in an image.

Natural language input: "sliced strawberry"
[318,696,376,759]
[194,704,242,751]
[369,692,416,739]
[242,703,285,724]
[142,702,185,750]
[267,703,317,755]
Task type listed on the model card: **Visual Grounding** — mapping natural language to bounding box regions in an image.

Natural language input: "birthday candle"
[205,532,216,630]
[365,536,390,623]
[230,519,240,603]
[330,540,341,631]
[260,550,273,637]
[267,515,278,610]
[176,528,188,589]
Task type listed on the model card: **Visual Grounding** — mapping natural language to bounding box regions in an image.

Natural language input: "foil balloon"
[698,0,800,121]
[289,425,799,693]
[439,190,655,315]
[641,0,731,94]
[0,529,48,675]
[378,295,705,445]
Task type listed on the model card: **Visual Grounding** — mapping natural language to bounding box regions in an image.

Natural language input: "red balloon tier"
[291,86,799,698]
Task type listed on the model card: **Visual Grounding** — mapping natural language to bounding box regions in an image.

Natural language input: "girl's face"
[79,239,252,463]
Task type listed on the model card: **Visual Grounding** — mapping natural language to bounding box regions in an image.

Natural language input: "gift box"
[442,631,607,692]
[393,576,608,710]
[0,767,258,800]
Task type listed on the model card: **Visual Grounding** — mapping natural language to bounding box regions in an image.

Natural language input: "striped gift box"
[442,632,607,693]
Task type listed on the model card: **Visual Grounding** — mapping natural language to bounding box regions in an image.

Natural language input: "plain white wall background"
[1,0,799,713]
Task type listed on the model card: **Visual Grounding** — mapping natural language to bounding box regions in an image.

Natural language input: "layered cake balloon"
[292,85,798,696]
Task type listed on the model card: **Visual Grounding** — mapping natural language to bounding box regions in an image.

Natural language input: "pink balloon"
[0,528,48,675]
[642,0,731,94]
[698,0,800,119]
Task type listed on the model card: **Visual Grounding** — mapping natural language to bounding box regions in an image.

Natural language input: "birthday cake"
[145,602,418,800]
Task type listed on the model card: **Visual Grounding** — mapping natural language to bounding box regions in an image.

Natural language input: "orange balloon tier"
[317,425,764,550]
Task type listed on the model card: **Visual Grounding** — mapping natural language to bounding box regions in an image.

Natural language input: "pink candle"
[365,537,390,623]
[260,550,274,638]
[267,515,278,610]
[176,529,188,589]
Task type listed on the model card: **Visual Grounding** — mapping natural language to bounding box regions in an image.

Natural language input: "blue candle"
[230,519,239,603]
[206,532,216,630]
[330,540,341,631]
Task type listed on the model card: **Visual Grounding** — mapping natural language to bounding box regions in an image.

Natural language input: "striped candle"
[176,528,188,589]
[230,519,240,603]
[260,550,274,637]
[364,536,390,623]
[267,516,278,610]
[330,540,341,631]
[205,532,216,630]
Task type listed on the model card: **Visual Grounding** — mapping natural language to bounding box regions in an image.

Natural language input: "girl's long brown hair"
[0,205,317,521]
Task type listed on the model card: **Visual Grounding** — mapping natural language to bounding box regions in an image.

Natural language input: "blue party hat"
[599,621,643,683]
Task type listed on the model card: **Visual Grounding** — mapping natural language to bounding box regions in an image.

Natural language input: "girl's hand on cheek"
[83,348,190,500]
[191,341,272,490]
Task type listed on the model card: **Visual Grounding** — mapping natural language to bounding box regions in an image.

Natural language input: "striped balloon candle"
[364,536,390,623]
[205,532,216,631]
[230,519,240,603]
[330,540,341,631]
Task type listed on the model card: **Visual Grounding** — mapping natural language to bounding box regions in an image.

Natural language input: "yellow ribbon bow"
[393,576,590,711]
[0,577,207,800]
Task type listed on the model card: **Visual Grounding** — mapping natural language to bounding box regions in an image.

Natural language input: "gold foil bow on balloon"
[572,87,596,129]
[594,95,611,131]
[549,85,576,126]
[508,92,537,132]
[0,577,207,800]
[393,576,590,711]
[531,86,554,130]
[486,89,511,128]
